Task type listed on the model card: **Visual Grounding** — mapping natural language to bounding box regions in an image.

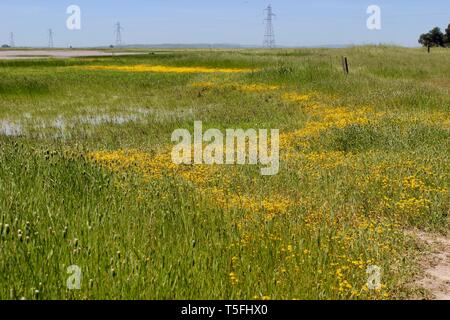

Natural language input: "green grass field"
[0,46,448,300]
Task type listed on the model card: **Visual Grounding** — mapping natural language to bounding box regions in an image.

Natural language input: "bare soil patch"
[411,230,450,300]
[0,50,145,60]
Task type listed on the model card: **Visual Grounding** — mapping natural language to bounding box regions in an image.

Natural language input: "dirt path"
[412,230,450,300]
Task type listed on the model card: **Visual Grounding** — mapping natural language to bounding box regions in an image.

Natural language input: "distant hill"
[101,43,352,49]
[110,43,258,49]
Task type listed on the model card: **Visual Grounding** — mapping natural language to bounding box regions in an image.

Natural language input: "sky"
[0,0,449,48]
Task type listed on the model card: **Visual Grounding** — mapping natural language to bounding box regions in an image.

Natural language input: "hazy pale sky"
[0,0,449,47]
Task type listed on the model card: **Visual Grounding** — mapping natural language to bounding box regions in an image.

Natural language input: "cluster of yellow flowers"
[240,84,280,92]
[335,267,353,292]
[302,151,354,170]
[281,92,312,103]
[395,197,431,215]
[402,111,450,130]
[278,96,385,157]
[89,148,295,222]
[402,175,447,194]
[81,65,257,74]
[191,81,280,92]
[365,160,448,219]
[89,149,176,181]
[229,272,239,285]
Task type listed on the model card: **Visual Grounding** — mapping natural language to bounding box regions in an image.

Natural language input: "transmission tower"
[48,29,54,48]
[9,32,15,48]
[263,5,276,49]
[115,22,124,47]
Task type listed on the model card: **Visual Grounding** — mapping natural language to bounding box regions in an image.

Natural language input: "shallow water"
[0,120,22,136]
[0,107,194,138]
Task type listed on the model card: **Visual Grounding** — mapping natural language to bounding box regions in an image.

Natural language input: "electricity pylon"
[115,22,124,47]
[48,29,54,48]
[263,5,276,49]
[9,32,15,48]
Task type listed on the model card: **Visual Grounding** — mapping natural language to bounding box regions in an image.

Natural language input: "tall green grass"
[0,46,448,299]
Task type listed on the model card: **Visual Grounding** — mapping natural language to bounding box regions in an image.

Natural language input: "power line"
[263,5,276,49]
[115,22,124,47]
[48,29,54,48]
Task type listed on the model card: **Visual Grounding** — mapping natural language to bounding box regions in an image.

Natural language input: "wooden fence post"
[341,56,349,74]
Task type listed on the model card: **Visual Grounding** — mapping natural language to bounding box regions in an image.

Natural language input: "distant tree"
[419,27,445,47]
[445,24,450,46]
[419,33,432,48]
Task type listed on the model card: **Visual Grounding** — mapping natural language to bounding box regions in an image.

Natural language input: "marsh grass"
[0,46,448,299]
